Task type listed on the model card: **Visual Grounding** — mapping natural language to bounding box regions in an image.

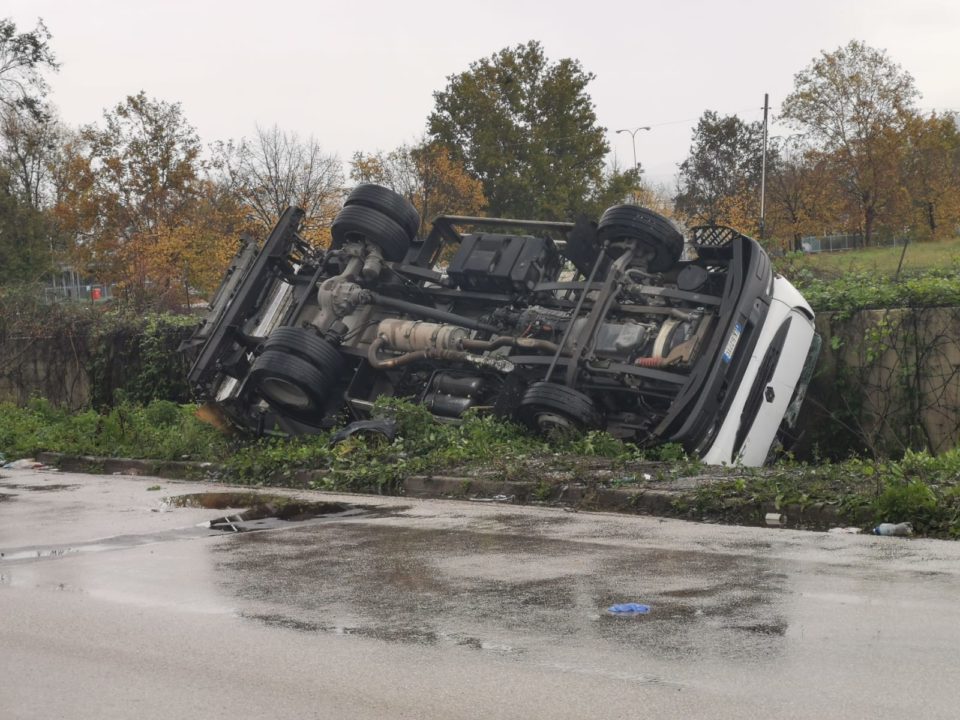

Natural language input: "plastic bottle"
[872,522,913,536]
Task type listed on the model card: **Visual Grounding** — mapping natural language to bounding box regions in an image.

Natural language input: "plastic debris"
[607,603,651,615]
[873,522,913,536]
[828,527,863,534]
[207,514,245,532]
[765,512,787,527]
[2,458,52,471]
[329,418,397,446]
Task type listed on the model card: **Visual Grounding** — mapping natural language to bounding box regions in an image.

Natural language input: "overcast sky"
[7,0,960,187]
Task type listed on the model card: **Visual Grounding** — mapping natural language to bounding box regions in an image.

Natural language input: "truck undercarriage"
[182,185,819,466]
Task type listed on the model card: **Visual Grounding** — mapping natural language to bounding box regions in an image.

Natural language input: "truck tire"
[597,205,684,272]
[248,350,333,421]
[518,382,602,434]
[262,327,344,376]
[344,184,421,239]
[331,204,411,262]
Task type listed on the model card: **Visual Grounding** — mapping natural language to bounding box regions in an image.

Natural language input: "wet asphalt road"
[2,469,960,719]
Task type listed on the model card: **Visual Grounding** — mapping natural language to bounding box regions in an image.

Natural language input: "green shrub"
[876,479,938,526]
[0,400,227,461]
[143,400,182,428]
[790,269,960,314]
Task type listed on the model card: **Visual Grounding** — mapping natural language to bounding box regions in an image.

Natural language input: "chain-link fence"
[43,267,115,303]
[801,234,909,253]
[42,283,115,303]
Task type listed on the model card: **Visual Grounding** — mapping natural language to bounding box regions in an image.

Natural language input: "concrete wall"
[2,308,958,456]
[0,336,92,409]
[797,307,960,456]
[0,324,191,410]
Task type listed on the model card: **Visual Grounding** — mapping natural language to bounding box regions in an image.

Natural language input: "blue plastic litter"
[607,603,651,615]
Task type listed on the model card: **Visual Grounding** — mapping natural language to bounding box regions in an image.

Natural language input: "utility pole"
[759,93,769,241]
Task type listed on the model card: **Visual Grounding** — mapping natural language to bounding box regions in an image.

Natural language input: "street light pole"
[615,126,651,171]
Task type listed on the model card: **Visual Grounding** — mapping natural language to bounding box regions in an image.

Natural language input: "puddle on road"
[163,492,355,532]
[214,523,790,665]
[0,492,370,564]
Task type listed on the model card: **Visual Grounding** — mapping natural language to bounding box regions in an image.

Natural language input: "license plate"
[722,323,743,364]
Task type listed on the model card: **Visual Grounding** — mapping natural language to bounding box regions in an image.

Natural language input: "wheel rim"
[259,377,313,410]
[535,411,575,433]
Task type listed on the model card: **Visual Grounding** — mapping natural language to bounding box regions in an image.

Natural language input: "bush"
[788,269,960,314]
[0,292,197,410]
[876,480,938,526]
[0,399,227,461]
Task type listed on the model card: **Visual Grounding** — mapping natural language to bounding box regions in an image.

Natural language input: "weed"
[876,479,938,526]
[4,397,960,538]
[0,399,228,461]
[532,480,553,501]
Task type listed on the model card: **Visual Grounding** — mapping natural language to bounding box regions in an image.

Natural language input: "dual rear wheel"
[248,328,345,423]
[253,185,422,422]
[331,184,421,262]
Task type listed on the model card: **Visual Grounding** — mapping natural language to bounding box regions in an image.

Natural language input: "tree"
[0,18,58,121]
[136,180,254,304]
[428,41,609,220]
[901,112,960,242]
[410,142,486,227]
[765,139,843,251]
[674,111,764,229]
[85,92,202,240]
[53,92,245,304]
[781,40,920,245]
[350,138,485,233]
[56,92,203,289]
[586,159,643,217]
[214,125,343,244]
[0,18,60,212]
[0,166,51,282]
[631,181,676,219]
[1,107,61,208]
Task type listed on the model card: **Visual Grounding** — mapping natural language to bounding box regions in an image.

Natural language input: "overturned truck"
[183,185,820,466]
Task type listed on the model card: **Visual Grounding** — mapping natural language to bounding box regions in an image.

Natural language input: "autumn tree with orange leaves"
[901,113,960,242]
[781,41,921,246]
[351,138,486,234]
[53,92,250,305]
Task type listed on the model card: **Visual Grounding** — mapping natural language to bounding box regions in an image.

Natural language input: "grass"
[2,398,960,538]
[777,237,960,279]
[0,397,654,493]
[668,451,960,539]
[768,237,960,313]
[0,398,229,462]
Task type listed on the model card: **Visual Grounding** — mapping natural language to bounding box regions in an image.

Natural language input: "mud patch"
[491,513,573,531]
[244,612,518,652]
[0,483,80,492]
[727,620,788,636]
